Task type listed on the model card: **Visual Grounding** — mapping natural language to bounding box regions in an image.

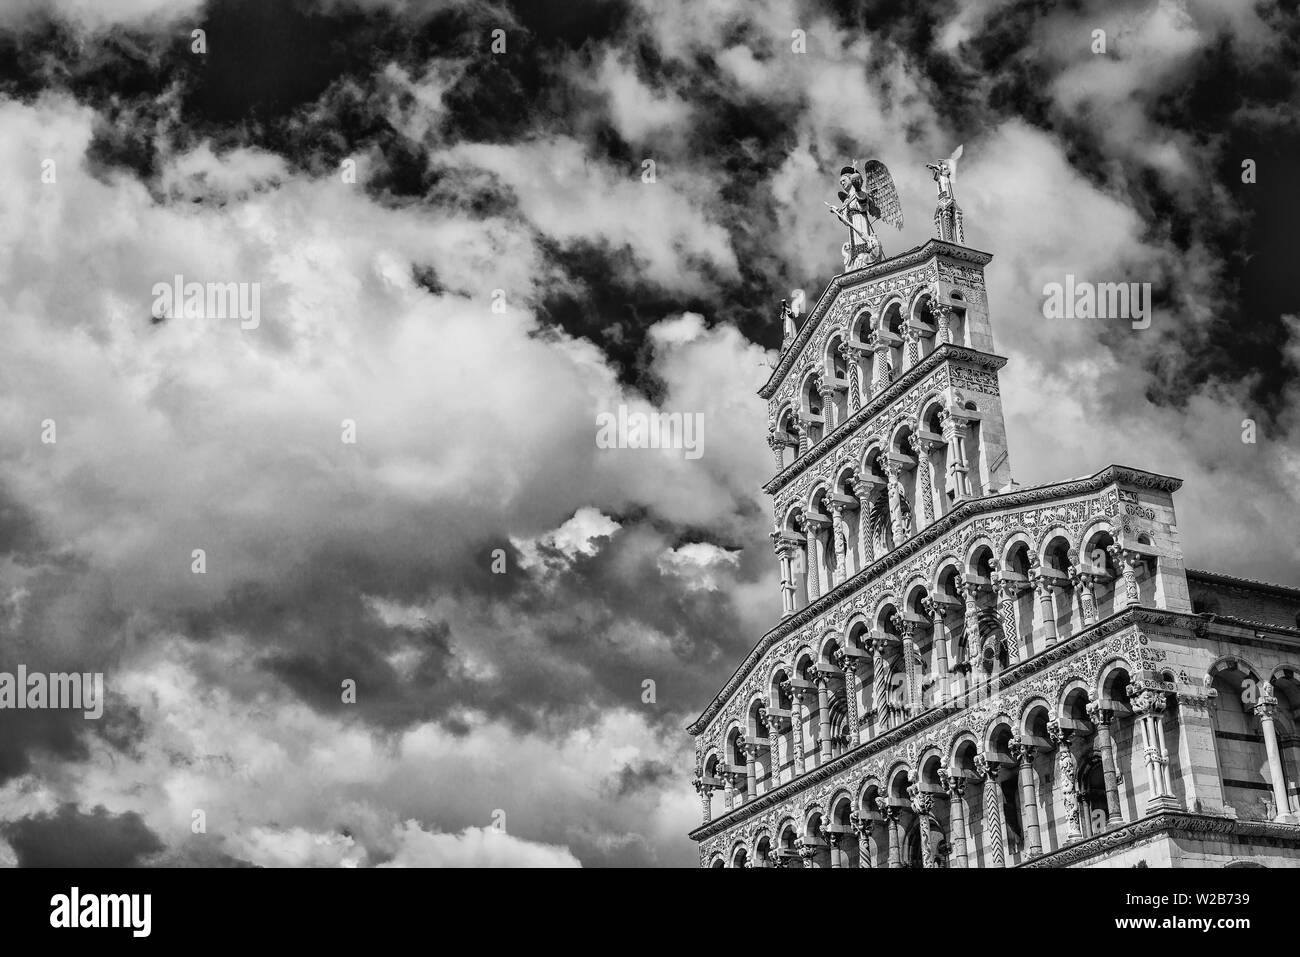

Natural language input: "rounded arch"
[965,537,996,579]
[849,306,874,343]
[1096,657,1139,701]
[1207,655,1264,686]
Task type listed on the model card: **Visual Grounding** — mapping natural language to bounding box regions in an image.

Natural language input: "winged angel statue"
[826,160,904,271]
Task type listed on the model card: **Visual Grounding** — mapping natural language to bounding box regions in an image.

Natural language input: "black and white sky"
[0,0,1297,867]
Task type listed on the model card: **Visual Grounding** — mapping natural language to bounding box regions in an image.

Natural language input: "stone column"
[758,707,782,787]
[791,419,808,458]
[1108,545,1143,608]
[771,535,797,616]
[692,773,713,823]
[1048,718,1083,842]
[872,637,892,734]
[1129,686,1180,812]
[818,379,837,432]
[973,755,1006,867]
[824,829,841,869]
[835,650,860,743]
[878,800,901,868]
[839,341,864,413]
[1010,737,1042,857]
[815,673,833,763]
[942,770,969,867]
[994,576,1021,665]
[903,326,922,368]
[783,680,806,776]
[893,615,918,718]
[849,472,879,568]
[1068,549,1098,626]
[921,596,950,706]
[1086,699,1124,825]
[849,812,873,868]
[1255,685,1298,823]
[930,299,952,345]
[796,514,820,602]
[939,410,972,500]
[1027,558,1059,647]
[869,333,891,395]
[910,433,937,527]
[743,743,760,802]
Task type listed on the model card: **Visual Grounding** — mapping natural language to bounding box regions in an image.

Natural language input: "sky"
[0,0,1297,868]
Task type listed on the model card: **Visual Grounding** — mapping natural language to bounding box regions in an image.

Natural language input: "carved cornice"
[759,240,994,400]
[763,344,1008,496]
[686,464,1184,736]
[1021,812,1300,868]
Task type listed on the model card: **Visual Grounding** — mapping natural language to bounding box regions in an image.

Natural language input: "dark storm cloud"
[1,0,1297,867]
[2,803,164,867]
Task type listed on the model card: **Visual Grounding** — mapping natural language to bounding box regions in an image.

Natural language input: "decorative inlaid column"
[921,596,950,706]
[839,341,864,412]
[883,460,910,544]
[1108,545,1142,608]
[835,649,860,743]
[1086,698,1124,825]
[994,576,1021,665]
[903,326,922,368]
[814,673,833,763]
[939,410,972,500]
[849,472,879,568]
[973,755,1006,867]
[817,378,837,433]
[893,615,918,718]
[1068,549,1098,626]
[795,514,820,602]
[783,680,806,775]
[758,707,783,786]
[941,770,969,867]
[1026,558,1059,647]
[872,637,892,734]
[1010,737,1042,857]
[909,433,937,527]
[930,299,952,344]
[1047,718,1083,842]
[869,333,891,395]
[849,812,873,868]
[1254,684,1298,822]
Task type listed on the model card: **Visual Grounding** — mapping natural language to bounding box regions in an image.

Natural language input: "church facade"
[687,161,1300,868]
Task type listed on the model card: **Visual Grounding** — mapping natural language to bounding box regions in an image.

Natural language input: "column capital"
[1009,736,1036,766]
[1127,686,1169,718]
[941,770,966,798]
[973,754,1000,781]
[1085,696,1113,727]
